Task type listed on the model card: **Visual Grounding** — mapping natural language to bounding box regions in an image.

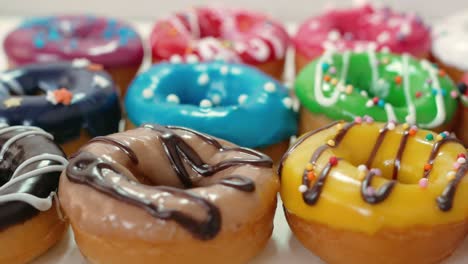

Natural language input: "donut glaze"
[432,10,468,72]
[59,125,279,263]
[4,15,144,68]
[294,4,431,61]
[125,61,297,149]
[0,60,121,144]
[295,51,459,129]
[150,7,289,65]
[280,121,468,232]
[0,125,67,230]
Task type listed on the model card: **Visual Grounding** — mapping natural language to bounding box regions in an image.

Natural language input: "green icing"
[295,51,459,129]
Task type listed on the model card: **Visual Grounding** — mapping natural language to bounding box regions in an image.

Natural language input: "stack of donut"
[0,3,467,264]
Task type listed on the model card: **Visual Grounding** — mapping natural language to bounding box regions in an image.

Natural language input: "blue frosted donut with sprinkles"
[0,59,122,155]
[3,15,144,94]
[124,61,297,161]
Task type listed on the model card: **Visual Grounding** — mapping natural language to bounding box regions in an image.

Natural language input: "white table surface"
[0,16,467,264]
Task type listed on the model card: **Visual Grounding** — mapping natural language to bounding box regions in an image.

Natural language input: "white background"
[0,0,467,22]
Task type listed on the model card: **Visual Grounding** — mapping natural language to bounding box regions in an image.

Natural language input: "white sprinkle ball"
[142,88,154,99]
[199,99,213,108]
[238,94,248,105]
[264,82,276,93]
[166,94,180,104]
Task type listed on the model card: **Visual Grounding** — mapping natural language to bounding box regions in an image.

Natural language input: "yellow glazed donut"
[279,120,468,264]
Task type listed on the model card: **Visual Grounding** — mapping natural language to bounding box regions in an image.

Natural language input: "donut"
[59,124,279,264]
[149,6,290,79]
[3,15,144,95]
[294,4,431,72]
[279,120,468,264]
[125,61,297,162]
[0,60,122,155]
[0,125,68,263]
[295,51,459,135]
[432,10,468,82]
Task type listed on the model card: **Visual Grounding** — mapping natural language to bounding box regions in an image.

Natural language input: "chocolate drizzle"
[87,136,139,164]
[392,128,410,180]
[219,175,255,192]
[361,170,396,204]
[437,163,468,211]
[366,126,389,168]
[66,124,271,240]
[144,124,272,188]
[423,137,464,178]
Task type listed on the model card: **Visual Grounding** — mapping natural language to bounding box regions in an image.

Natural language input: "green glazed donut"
[295,51,459,129]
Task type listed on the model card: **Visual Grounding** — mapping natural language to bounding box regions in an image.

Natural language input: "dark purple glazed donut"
[0,59,122,154]
[3,15,145,93]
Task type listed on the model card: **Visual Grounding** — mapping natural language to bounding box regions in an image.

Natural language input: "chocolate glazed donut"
[59,124,279,264]
[0,60,122,155]
[0,125,68,263]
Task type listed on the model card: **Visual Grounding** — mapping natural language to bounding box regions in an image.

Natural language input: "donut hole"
[331,124,436,184]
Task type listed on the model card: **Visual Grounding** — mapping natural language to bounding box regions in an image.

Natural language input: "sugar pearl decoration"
[220,66,229,75]
[211,94,221,105]
[299,185,308,193]
[387,122,396,130]
[418,178,429,189]
[264,82,276,92]
[199,99,213,108]
[457,157,466,164]
[166,94,180,104]
[198,73,209,85]
[282,97,293,109]
[357,164,367,172]
[238,94,248,105]
[186,54,199,63]
[142,88,154,99]
[169,55,182,64]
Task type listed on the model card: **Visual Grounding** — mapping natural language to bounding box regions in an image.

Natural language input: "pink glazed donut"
[294,4,431,72]
[3,15,144,94]
[150,7,290,79]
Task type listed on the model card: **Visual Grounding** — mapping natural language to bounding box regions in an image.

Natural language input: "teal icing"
[125,62,297,148]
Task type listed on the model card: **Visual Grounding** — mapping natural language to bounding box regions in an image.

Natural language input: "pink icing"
[3,15,144,68]
[294,5,431,60]
[150,7,290,65]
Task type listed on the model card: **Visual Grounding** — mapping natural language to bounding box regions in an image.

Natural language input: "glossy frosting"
[294,4,431,60]
[295,51,459,129]
[0,125,67,230]
[0,60,121,143]
[280,121,468,233]
[4,15,144,67]
[125,61,297,148]
[59,125,279,241]
[432,10,468,71]
[150,6,289,64]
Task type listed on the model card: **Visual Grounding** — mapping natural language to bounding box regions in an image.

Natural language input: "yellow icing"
[280,122,468,234]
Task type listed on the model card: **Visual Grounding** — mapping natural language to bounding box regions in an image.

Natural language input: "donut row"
[2,121,468,263]
[0,3,467,264]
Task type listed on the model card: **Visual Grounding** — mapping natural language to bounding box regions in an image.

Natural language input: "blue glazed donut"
[0,59,122,153]
[125,61,297,149]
